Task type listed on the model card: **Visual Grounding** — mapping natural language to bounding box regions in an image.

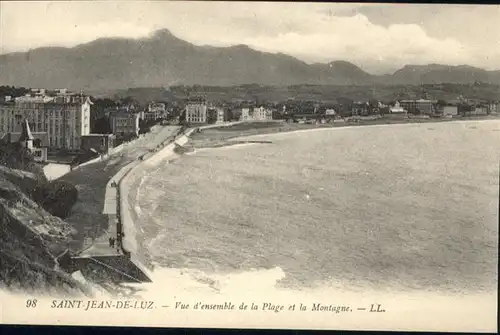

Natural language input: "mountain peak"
[151,28,176,38]
[0,31,498,90]
[229,44,252,50]
[327,60,362,69]
[329,60,354,66]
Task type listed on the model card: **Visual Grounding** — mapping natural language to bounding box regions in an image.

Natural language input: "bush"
[1,142,78,219]
[0,142,47,182]
[71,150,99,166]
[31,181,78,219]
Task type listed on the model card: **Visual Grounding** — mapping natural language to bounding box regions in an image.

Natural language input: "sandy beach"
[185,115,500,150]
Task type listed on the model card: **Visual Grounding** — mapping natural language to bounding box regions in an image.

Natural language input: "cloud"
[0,1,498,73]
[0,2,155,52]
[162,7,475,73]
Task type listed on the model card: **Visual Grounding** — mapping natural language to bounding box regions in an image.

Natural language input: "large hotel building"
[0,89,92,151]
[185,97,208,124]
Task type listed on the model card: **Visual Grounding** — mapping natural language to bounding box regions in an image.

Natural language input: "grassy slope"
[0,166,88,295]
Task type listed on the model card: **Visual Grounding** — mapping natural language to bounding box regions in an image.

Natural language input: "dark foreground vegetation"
[0,140,87,295]
[0,141,78,219]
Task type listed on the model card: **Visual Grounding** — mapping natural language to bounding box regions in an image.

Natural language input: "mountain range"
[1,28,499,91]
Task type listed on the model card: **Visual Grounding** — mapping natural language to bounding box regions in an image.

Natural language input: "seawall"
[65,126,181,283]
[99,122,238,281]
[117,127,194,272]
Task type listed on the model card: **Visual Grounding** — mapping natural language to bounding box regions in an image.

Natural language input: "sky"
[0,1,499,74]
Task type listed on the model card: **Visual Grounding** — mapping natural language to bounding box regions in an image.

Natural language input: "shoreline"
[185,115,500,150]
[60,125,181,254]
[72,115,499,255]
[117,127,194,270]
[120,117,498,299]
[60,116,499,283]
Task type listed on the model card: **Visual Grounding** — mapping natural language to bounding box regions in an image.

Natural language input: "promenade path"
[62,125,181,256]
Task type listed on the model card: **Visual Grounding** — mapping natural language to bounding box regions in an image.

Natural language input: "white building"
[325,108,336,115]
[110,111,140,137]
[253,106,268,120]
[0,92,91,151]
[473,106,489,115]
[441,105,458,116]
[144,102,166,120]
[400,99,436,115]
[216,107,225,123]
[185,99,207,123]
[240,106,273,121]
[389,101,406,114]
[240,107,252,121]
[489,102,500,114]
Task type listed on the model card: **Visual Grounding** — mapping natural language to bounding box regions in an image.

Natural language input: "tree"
[0,142,45,181]
[337,97,354,111]
[0,85,29,99]
[458,103,471,116]
[437,99,447,107]
[31,181,78,219]
[92,98,116,109]
[118,96,139,109]
[92,117,112,134]
[0,142,80,219]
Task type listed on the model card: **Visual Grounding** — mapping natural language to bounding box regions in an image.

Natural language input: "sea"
[120,120,498,329]
[3,121,498,333]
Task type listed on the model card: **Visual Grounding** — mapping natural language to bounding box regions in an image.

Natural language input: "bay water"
[126,120,498,297]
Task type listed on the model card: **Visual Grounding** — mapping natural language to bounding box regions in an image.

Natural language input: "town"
[0,85,499,166]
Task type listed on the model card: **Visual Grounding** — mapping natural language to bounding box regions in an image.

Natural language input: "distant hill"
[389,64,494,85]
[0,28,499,90]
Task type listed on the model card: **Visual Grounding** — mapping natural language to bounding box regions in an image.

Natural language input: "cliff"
[0,165,89,295]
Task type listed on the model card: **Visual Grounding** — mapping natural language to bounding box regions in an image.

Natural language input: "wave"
[72,263,496,322]
[89,120,499,331]
[1,260,495,331]
[133,169,153,218]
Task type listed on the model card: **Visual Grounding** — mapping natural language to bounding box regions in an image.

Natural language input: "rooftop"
[18,119,34,141]
[83,133,115,138]
[110,111,140,118]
